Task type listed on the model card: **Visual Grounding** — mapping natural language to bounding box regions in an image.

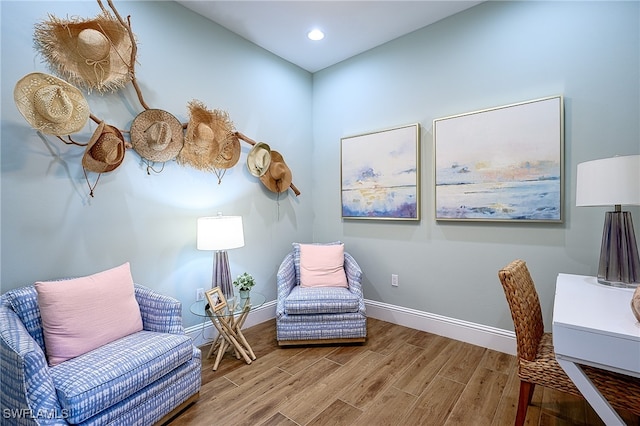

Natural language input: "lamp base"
[213,250,235,300]
[597,210,640,288]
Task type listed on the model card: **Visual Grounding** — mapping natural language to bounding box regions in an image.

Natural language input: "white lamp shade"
[197,215,245,250]
[576,154,640,207]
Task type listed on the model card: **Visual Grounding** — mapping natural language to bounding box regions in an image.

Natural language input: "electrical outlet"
[196,288,205,301]
[391,274,398,287]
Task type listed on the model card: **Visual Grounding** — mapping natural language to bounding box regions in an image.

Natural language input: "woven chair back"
[498,259,545,362]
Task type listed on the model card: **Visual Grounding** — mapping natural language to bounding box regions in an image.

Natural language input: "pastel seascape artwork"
[341,125,418,219]
[434,97,562,221]
[435,160,560,220]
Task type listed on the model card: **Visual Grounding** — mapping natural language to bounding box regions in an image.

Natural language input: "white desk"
[552,273,640,425]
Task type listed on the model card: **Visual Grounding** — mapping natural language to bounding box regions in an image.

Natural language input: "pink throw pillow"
[35,262,143,366]
[299,243,348,288]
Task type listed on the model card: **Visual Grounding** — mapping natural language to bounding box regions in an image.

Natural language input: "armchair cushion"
[284,286,360,315]
[299,243,348,288]
[51,330,194,424]
[35,262,143,366]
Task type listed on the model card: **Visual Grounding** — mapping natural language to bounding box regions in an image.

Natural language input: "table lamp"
[197,213,245,299]
[576,154,640,287]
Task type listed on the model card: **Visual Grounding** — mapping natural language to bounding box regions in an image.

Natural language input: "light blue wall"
[312,1,639,330]
[1,1,314,327]
[2,1,638,332]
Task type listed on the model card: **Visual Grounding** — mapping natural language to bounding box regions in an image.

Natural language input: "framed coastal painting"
[341,123,420,220]
[433,96,563,222]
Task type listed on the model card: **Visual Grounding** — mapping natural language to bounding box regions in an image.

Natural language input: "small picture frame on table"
[205,287,227,313]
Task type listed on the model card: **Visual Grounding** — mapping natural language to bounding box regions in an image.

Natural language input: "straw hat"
[14,72,90,135]
[130,109,184,163]
[213,132,241,170]
[34,12,133,93]
[259,151,292,193]
[246,142,272,177]
[82,122,126,173]
[179,100,239,171]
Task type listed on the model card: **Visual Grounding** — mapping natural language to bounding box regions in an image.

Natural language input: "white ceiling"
[176,1,483,73]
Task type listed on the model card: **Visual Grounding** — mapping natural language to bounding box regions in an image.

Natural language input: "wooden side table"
[190,292,265,371]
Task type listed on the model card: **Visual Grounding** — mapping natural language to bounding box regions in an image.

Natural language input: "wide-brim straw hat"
[82,122,126,173]
[34,12,133,93]
[246,142,272,177]
[213,132,241,170]
[259,150,292,193]
[14,72,90,136]
[130,109,184,163]
[179,100,239,171]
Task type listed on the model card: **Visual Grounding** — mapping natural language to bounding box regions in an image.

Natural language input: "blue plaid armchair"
[276,249,367,346]
[0,284,200,425]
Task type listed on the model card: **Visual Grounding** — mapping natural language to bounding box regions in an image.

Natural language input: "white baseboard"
[185,299,516,356]
[364,300,516,355]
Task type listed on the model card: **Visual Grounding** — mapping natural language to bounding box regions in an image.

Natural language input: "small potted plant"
[233,272,255,300]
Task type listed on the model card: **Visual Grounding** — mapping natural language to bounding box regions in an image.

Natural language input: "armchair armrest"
[0,305,67,425]
[276,252,297,317]
[344,252,366,315]
[134,284,184,335]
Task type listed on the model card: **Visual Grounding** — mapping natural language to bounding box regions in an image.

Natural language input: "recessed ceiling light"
[307,29,325,41]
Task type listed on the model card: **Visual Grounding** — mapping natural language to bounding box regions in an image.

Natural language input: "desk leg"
[556,356,626,426]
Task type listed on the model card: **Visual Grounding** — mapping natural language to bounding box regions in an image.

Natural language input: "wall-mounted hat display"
[15,1,300,198]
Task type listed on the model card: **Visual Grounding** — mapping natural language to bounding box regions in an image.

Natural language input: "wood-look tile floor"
[170,318,639,426]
